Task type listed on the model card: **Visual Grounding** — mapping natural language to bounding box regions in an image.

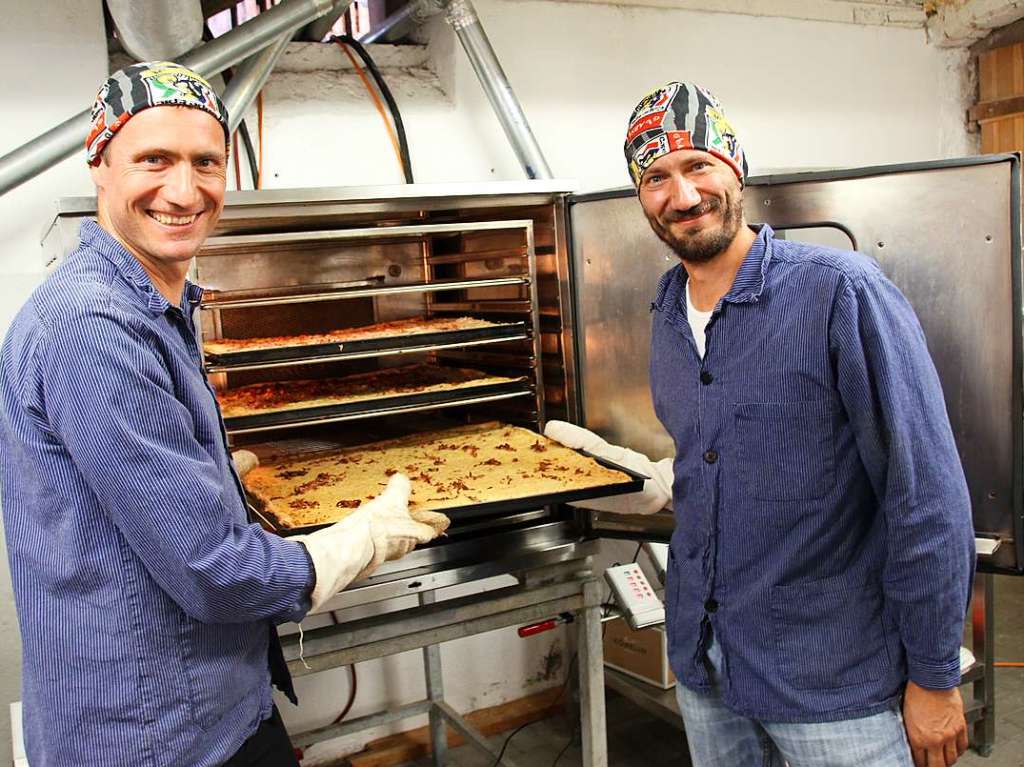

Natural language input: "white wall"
[0,0,975,762]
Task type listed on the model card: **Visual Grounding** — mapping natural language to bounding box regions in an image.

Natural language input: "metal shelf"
[224,389,533,436]
[202,276,530,311]
[206,332,530,373]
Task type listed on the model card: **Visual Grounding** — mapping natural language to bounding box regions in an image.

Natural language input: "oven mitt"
[291,473,446,611]
[543,421,673,515]
[231,449,259,479]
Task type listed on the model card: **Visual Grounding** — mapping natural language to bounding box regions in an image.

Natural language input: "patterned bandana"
[624,82,746,187]
[86,61,229,166]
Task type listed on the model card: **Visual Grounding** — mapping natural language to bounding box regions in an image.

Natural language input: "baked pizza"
[243,421,633,530]
[217,364,522,419]
[204,316,500,357]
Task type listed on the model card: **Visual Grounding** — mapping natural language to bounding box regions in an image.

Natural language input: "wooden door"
[974,42,1024,152]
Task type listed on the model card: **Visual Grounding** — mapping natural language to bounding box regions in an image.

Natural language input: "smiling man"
[545,82,976,767]
[0,62,443,767]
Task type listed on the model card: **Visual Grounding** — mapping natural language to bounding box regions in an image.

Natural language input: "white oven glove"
[231,449,259,479]
[543,421,673,515]
[291,473,442,611]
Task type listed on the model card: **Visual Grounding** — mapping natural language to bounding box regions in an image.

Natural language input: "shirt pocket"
[734,400,836,501]
[770,575,891,690]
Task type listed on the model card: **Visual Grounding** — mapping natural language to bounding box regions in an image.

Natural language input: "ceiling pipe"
[358,0,551,180]
[299,0,355,41]
[106,0,205,60]
[358,0,424,44]
[222,34,292,133]
[0,0,335,197]
[442,0,552,180]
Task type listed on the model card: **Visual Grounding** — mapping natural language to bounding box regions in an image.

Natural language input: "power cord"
[489,651,579,767]
[330,34,414,183]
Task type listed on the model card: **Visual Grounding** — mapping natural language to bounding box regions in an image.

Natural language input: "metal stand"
[965,572,996,756]
[282,557,608,767]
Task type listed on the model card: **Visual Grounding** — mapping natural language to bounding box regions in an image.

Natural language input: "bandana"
[86,61,229,166]
[624,82,746,187]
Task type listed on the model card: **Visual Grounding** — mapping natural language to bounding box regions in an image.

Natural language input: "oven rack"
[201,276,531,311]
[204,321,531,374]
[223,385,534,436]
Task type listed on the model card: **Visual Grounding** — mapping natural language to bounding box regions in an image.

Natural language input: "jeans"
[675,635,914,767]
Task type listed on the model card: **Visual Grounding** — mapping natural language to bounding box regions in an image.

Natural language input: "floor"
[402,574,1024,767]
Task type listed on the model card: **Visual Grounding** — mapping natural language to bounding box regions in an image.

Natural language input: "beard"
[647,190,744,264]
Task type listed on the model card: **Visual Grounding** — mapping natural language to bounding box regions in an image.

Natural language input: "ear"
[89,160,106,189]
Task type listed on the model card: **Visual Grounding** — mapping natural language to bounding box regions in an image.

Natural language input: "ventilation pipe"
[105,0,205,61]
[358,0,551,179]
[443,0,552,179]
[0,0,338,197]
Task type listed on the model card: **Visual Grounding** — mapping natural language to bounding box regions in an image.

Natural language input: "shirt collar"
[79,219,205,316]
[722,223,773,305]
[651,223,774,316]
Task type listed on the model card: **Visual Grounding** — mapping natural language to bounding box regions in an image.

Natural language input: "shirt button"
[703,450,718,464]
[700,371,713,385]
[704,598,719,613]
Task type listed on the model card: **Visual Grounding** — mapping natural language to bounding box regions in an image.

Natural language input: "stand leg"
[578,579,607,767]
[421,591,448,767]
[971,573,995,756]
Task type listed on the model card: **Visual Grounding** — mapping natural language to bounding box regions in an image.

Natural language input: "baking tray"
[205,321,528,369]
[249,451,648,536]
[222,379,532,433]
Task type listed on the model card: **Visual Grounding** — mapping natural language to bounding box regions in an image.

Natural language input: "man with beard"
[545,82,975,767]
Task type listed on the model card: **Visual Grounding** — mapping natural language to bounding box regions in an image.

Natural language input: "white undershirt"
[685,281,714,359]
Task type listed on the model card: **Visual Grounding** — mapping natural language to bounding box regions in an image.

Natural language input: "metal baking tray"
[205,321,529,370]
[249,452,648,536]
[222,379,533,434]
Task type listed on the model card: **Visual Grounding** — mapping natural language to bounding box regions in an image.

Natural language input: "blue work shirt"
[652,224,975,723]
[0,220,314,766]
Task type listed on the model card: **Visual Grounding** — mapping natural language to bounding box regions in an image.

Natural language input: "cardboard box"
[603,617,676,689]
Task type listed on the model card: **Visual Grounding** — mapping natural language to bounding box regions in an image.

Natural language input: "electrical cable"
[219,57,260,190]
[331,35,415,183]
[489,649,579,767]
[331,37,406,180]
[333,664,358,723]
[994,661,1024,667]
[238,123,259,189]
[328,611,358,724]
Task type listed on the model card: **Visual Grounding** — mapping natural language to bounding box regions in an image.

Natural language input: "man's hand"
[903,681,968,767]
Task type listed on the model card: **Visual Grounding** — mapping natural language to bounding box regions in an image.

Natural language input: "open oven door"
[568,154,1024,574]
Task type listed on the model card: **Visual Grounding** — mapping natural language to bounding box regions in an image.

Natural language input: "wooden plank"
[969,95,1024,122]
[344,686,565,767]
[979,42,1024,102]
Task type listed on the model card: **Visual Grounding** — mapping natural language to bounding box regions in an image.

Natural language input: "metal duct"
[0,0,334,197]
[359,0,425,44]
[300,0,355,42]
[106,0,205,61]
[222,35,292,133]
[443,0,552,180]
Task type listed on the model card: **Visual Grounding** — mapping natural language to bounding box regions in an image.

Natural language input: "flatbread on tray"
[243,421,632,531]
[217,364,522,419]
[204,316,499,356]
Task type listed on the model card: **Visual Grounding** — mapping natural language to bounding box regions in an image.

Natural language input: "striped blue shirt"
[0,220,314,766]
[652,224,975,723]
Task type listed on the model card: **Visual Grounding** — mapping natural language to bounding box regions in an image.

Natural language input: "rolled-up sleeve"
[830,272,975,690]
[40,309,314,625]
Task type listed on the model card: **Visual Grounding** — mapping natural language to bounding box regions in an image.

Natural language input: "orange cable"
[256,91,265,190]
[994,661,1024,667]
[333,38,404,175]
